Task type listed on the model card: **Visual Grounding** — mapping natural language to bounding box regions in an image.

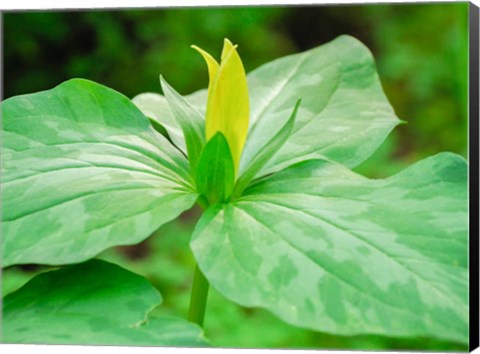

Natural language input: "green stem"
[188,264,210,327]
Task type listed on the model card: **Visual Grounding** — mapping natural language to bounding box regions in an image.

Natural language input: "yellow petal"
[206,41,249,177]
[220,38,234,61]
[191,44,221,141]
[191,45,219,86]
[192,40,250,178]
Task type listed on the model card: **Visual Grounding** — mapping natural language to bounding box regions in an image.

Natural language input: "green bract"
[1,35,468,346]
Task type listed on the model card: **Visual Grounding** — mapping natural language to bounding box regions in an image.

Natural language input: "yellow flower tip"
[191,45,219,84]
[192,39,250,178]
[221,38,236,60]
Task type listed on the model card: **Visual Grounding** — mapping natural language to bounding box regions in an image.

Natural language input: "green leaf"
[2,79,197,266]
[233,98,301,198]
[148,116,170,139]
[196,132,235,205]
[160,76,206,175]
[2,259,208,346]
[191,153,468,343]
[241,35,401,176]
[132,92,188,153]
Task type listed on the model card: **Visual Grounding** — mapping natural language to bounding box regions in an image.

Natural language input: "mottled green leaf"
[241,35,401,176]
[191,153,468,343]
[2,79,197,266]
[2,259,208,346]
[196,133,235,205]
[160,76,206,175]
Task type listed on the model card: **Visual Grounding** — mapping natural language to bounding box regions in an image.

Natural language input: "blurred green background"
[2,3,469,351]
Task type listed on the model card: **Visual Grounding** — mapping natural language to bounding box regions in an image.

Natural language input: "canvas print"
[1,2,474,351]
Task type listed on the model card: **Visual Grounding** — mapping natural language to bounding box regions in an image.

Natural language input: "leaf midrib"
[3,185,186,222]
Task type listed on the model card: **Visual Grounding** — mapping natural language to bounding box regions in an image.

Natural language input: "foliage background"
[2,3,469,350]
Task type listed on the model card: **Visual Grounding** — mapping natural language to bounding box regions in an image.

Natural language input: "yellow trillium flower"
[192,39,249,177]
